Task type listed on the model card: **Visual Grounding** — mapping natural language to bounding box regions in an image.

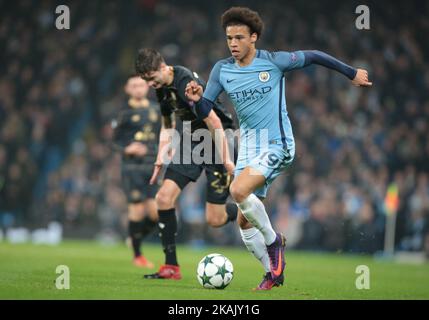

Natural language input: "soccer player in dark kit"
[111,75,162,268]
[135,48,238,279]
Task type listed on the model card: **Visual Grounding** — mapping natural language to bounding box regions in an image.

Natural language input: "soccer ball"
[196,253,234,289]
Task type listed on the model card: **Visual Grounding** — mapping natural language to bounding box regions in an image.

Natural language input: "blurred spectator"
[296,199,326,251]
[349,201,379,254]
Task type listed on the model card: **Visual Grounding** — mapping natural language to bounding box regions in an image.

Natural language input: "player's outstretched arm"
[303,50,372,87]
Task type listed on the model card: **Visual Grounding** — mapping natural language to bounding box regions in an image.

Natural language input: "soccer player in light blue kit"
[185,7,372,290]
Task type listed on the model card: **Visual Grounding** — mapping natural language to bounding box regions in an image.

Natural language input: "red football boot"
[133,256,154,268]
[143,264,182,280]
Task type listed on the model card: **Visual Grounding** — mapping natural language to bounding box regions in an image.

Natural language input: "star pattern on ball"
[217,263,227,278]
[201,273,212,285]
[203,256,213,265]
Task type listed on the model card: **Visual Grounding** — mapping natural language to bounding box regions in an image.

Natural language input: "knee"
[128,203,145,221]
[145,200,159,221]
[229,182,249,204]
[155,189,174,209]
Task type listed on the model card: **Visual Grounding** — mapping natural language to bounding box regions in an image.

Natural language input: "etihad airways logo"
[228,86,272,104]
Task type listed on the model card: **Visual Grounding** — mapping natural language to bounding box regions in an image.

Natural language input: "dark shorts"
[162,130,237,204]
[122,169,158,203]
[164,163,231,205]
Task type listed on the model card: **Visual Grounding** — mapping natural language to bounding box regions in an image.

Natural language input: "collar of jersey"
[234,49,260,69]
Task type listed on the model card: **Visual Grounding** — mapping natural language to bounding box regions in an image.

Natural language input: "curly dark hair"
[135,48,165,76]
[221,7,264,39]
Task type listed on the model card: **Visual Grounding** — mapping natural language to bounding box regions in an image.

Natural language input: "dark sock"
[140,216,157,239]
[158,208,178,266]
[129,220,143,258]
[225,203,238,223]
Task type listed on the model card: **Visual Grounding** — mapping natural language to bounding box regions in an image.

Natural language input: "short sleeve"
[266,51,306,72]
[202,60,225,102]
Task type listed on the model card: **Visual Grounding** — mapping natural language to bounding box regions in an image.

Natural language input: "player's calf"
[205,203,238,227]
[206,214,227,227]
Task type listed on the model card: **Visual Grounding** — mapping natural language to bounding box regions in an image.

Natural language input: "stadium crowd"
[1,0,428,255]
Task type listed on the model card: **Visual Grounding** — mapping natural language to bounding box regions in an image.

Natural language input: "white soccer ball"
[196,253,234,289]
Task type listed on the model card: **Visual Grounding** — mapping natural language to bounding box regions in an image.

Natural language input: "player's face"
[142,64,169,89]
[125,77,149,99]
[226,25,257,61]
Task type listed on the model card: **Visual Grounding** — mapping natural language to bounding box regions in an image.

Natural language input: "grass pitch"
[0,240,428,300]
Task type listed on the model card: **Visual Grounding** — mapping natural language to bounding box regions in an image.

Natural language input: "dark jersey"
[156,66,235,133]
[111,98,161,170]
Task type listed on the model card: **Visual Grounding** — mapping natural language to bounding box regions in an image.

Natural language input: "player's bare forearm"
[203,110,235,174]
[155,127,171,164]
[155,115,175,162]
[150,122,176,184]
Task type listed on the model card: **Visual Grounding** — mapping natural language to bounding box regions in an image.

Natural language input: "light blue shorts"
[234,143,295,198]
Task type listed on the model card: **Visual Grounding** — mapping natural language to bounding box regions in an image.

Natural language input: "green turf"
[0,240,428,299]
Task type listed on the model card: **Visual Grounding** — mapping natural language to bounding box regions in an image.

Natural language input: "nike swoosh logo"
[226,79,235,83]
[272,251,283,277]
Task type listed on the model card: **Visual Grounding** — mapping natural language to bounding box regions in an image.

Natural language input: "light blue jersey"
[197,48,356,196]
[202,49,306,197]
